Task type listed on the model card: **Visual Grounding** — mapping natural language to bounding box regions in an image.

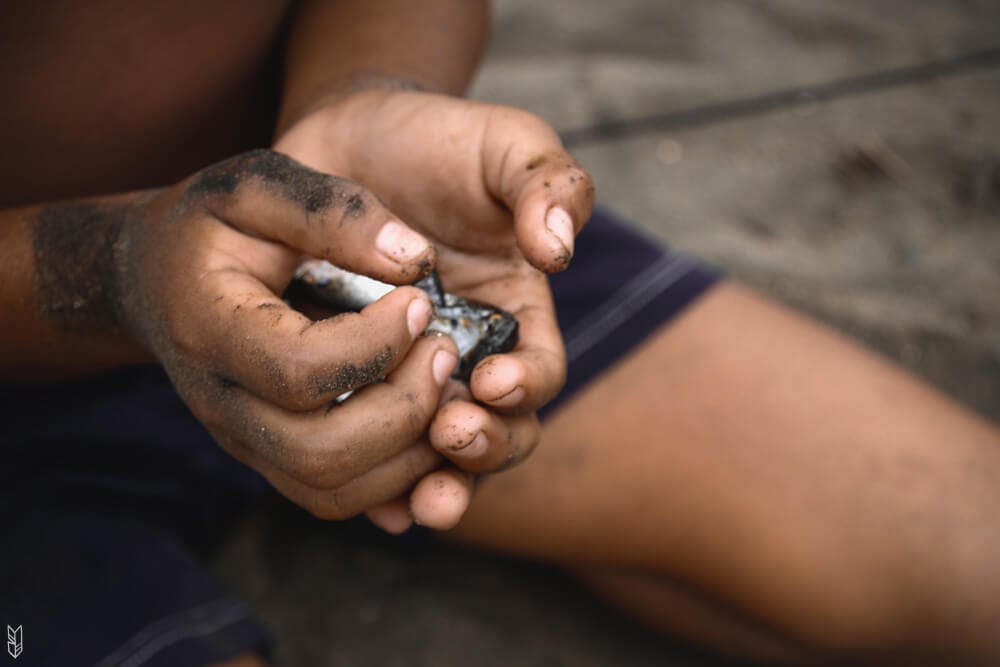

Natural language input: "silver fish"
[293,260,519,382]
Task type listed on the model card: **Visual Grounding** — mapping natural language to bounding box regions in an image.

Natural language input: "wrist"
[32,198,132,336]
[276,70,430,140]
[276,84,442,182]
[4,193,157,377]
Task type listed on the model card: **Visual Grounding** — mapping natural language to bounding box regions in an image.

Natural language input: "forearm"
[0,193,153,379]
[276,0,491,134]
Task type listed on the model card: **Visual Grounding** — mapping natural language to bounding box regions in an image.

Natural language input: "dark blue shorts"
[0,207,720,667]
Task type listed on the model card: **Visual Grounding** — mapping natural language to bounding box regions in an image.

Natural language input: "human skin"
[275,89,596,529]
[3,148,471,515]
[270,2,1000,662]
[0,0,593,526]
[452,284,1000,663]
[4,1,1000,664]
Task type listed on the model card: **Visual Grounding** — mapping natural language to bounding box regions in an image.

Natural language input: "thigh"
[449,249,1000,656]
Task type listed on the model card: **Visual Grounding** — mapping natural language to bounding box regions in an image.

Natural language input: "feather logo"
[6,625,22,659]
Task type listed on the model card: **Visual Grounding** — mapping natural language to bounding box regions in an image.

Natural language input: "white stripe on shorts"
[564,253,696,364]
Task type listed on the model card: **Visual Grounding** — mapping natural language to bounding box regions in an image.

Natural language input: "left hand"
[275,89,595,531]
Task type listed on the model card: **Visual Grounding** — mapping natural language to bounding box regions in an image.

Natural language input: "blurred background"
[213,2,1000,664]
[472,0,1000,420]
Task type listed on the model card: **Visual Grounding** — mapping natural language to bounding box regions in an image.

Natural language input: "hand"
[113,149,461,521]
[276,91,595,530]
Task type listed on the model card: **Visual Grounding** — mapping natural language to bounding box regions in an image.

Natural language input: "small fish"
[293,260,519,382]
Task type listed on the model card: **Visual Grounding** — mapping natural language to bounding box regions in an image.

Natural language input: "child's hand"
[276,91,595,530]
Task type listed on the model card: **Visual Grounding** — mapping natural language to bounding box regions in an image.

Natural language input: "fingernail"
[368,506,413,535]
[376,220,430,263]
[432,349,458,386]
[545,207,575,258]
[457,431,488,458]
[407,297,431,337]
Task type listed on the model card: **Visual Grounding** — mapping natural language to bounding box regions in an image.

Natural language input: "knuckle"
[184,150,274,207]
[165,317,206,361]
[291,456,332,489]
[290,440,353,489]
[491,105,558,145]
[400,451,422,484]
[328,348,396,398]
[328,180,373,220]
[402,445,435,484]
[282,352,358,409]
[243,418,290,463]
[280,355,327,408]
[290,456,326,487]
[382,387,433,438]
[568,166,593,186]
[404,394,434,433]
[187,148,340,216]
[280,343,396,408]
[509,107,550,133]
[303,489,351,521]
[568,169,595,200]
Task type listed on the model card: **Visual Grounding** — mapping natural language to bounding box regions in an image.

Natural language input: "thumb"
[480,109,595,273]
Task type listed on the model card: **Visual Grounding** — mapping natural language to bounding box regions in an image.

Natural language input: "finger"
[188,149,435,284]
[428,399,541,474]
[366,497,414,535]
[241,438,442,521]
[470,303,565,413]
[409,468,475,531]
[191,270,437,411]
[437,378,472,408]
[443,269,565,412]
[194,335,457,489]
[481,112,595,273]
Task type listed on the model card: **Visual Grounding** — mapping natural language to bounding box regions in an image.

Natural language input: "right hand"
[113,149,460,521]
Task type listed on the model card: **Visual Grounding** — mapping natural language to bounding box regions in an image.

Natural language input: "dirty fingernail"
[545,207,574,257]
[456,431,489,458]
[376,220,430,263]
[407,297,431,337]
[432,349,458,386]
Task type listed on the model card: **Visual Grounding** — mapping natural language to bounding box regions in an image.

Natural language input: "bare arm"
[0,193,154,379]
[3,148,469,523]
[271,0,598,530]
[1,0,491,379]
[277,0,491,134]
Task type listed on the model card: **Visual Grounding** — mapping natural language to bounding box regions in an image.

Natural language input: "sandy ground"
[212,2,1000,664]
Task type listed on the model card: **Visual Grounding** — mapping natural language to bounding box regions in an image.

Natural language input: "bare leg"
[448,282,1000,663]
[577,565,812,663]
